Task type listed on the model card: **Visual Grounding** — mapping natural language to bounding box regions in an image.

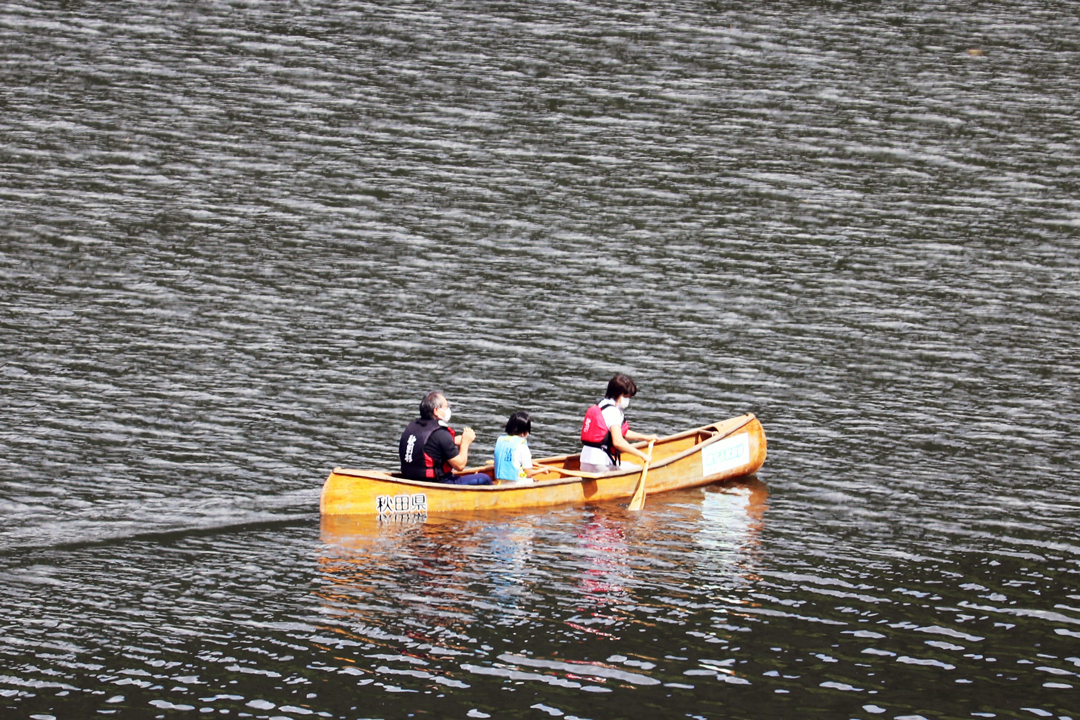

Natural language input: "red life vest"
[399,418,456,481]
[580,399,629,464]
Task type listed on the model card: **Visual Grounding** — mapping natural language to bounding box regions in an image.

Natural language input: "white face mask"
[441,407,452,422]
[618,396,630,409]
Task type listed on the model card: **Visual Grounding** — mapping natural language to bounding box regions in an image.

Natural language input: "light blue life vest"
[494,435,528,481]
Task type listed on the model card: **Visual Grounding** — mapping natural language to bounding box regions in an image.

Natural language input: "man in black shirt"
[399,391,493,485]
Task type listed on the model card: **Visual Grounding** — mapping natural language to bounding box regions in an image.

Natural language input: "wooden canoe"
[319,413,766,517]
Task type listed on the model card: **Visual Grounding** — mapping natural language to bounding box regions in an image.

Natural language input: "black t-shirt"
[425,425,460,481]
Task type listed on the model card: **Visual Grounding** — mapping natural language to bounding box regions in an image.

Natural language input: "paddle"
[627,440,655,512]
[531,462,605,479]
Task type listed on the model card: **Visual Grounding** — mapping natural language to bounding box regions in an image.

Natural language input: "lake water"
[2,1,1079,719]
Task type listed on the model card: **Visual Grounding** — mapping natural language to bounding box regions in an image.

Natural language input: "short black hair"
[605,374,638,400]
[505,411,532,436]
[420,391,445,419]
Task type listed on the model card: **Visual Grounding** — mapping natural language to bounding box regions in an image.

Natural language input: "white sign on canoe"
[701,432,750,477]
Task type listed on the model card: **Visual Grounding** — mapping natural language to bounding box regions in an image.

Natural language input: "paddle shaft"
[531,462,605,479]
[627,440,655,512]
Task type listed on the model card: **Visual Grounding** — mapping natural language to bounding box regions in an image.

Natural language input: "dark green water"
[2,1,1079,719]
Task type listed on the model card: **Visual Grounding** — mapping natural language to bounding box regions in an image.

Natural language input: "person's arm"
[625,429,660,443]
[520,443,546,477]
[447,427,476,471]
[609,424,652,462]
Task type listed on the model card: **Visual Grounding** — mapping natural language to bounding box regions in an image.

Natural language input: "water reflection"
[485,522,537,611]
[318,516,485,634]
[575,510,630,597]
[696,478,769,583]
[318,480,769,620]
[566,509,632,640]
[313,481,771,694]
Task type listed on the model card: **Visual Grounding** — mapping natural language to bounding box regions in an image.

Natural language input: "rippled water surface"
[2,1,1079,719]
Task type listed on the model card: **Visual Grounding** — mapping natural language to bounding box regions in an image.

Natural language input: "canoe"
[319,413,766,517]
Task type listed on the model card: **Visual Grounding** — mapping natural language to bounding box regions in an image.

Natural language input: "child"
[493,411,545,483]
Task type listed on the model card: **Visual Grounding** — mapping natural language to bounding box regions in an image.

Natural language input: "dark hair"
[419,391,445,420]
[605,374,638,400]
[505,411,532,436]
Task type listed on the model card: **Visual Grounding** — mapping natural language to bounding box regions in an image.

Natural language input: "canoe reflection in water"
[698,477,769,584]
[316,518,489,646]
[485,522,537,611]
[313,477,769,687]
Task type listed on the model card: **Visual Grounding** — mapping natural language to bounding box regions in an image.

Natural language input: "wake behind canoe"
[319,414,766,517]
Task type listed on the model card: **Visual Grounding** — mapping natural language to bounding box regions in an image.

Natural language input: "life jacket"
[494,435,528,481]
[399,418,455,481]
[580,399,629,465]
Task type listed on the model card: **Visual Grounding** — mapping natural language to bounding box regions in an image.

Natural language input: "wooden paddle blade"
[627,440,655,512]
[627,466,649,511]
